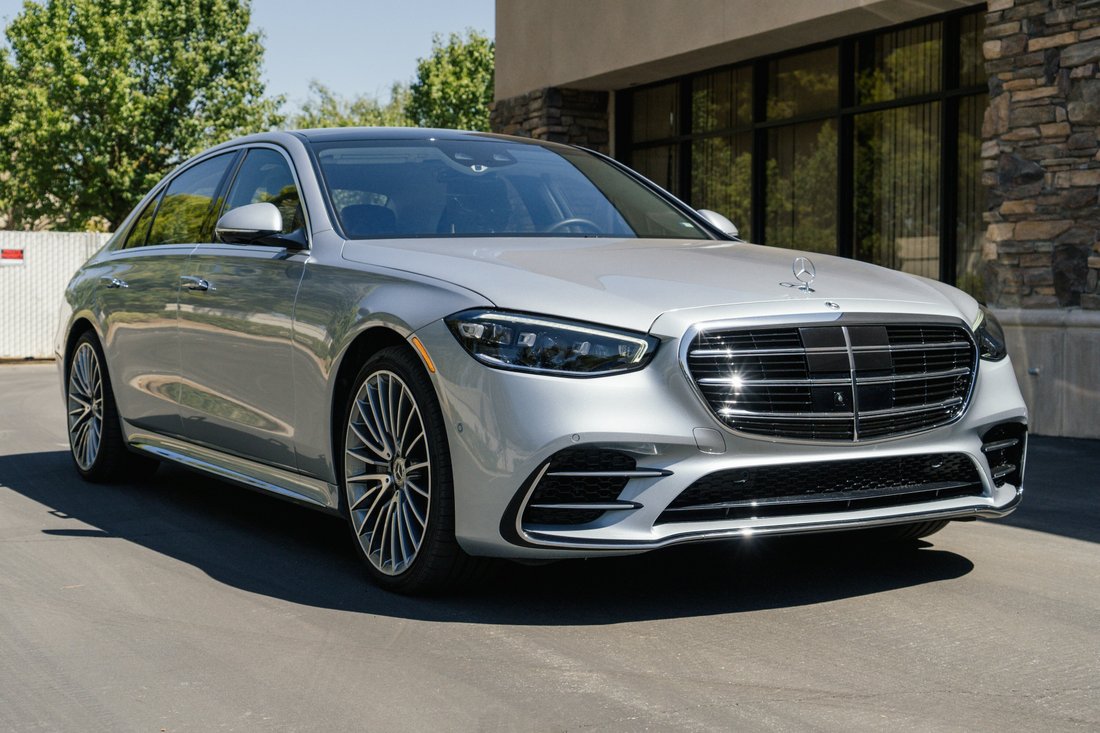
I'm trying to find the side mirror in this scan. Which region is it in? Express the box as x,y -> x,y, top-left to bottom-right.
215,202 -> 306,249
697,209 -> 740,239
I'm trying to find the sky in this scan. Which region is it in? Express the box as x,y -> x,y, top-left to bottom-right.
0,0 -> 495,110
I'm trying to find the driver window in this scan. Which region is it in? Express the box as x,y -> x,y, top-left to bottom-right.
222,148 -> 305,237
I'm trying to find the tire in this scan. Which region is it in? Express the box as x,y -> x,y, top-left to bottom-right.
339,346 -> 487,594
66,331 -> 159,483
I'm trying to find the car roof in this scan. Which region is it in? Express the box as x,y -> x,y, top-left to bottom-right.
202,128 -> 578,155
290,127 -> 524,143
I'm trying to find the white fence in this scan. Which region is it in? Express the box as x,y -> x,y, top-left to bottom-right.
0,231 -> 110,359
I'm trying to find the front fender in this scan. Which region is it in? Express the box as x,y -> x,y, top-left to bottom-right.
290,232 -> 492,485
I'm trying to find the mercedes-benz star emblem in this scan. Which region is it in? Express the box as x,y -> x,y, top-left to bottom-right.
780,256 -> 817,292
793,257 -> 816,290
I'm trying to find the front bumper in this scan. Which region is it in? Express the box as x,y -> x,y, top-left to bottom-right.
414,319 -> 1028,559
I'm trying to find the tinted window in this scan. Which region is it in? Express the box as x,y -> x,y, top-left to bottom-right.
123,191 -> 162,249
222,148 -> 304,236
312,139 -> 709,240
147,153 -> 235,245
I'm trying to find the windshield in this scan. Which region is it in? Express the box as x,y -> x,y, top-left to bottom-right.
310,138 -> 710,240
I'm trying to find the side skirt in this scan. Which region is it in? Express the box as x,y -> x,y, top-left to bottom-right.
123,423 -> 340,514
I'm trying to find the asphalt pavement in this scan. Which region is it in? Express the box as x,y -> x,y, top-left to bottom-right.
1,362 -> 1097,732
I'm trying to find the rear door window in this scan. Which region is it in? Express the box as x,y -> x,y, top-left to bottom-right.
122,191 -> 163,249
147,153 -> 237,245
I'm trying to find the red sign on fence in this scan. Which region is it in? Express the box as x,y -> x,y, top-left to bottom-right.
1,248 -> 25,265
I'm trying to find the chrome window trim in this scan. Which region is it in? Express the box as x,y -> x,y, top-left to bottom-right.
676,312 -> 981,446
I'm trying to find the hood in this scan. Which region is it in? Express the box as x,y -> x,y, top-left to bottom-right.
341,237 -> 979,336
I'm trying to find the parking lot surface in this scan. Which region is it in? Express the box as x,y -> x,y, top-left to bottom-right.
1,362 -> 1098,732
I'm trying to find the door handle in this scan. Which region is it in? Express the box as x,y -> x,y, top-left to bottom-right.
181,275 -> 214,292
100,276 -> 128,289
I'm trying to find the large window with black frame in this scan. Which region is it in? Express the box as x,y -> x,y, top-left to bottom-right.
618,6 -> 988,299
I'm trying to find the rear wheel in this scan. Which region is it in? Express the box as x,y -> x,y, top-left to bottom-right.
340,347 -> 486,594
66,332 -> 158,483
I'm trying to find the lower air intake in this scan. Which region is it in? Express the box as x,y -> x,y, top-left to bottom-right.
658,453 -> 983,524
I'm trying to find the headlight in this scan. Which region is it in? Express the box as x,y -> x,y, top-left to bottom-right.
445,309 -> 659,376
975,305 -> 1007,361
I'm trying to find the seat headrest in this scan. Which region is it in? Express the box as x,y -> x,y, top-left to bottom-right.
341,204 -> 397,236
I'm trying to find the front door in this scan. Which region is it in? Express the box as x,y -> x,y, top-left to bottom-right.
177,147 -> 309,472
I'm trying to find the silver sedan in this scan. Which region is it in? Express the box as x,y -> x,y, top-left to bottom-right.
57,128 -> 1028,593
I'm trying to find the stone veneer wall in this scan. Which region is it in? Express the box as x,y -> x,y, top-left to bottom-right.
489,88 -> 610,153
982,0 -> 1100,310
982,0 -> 1100,438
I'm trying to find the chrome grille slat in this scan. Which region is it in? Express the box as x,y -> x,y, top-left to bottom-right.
689,341 -> 971,358
685,321 -> 977,442
720,408 -> 855,418
859,397 -> 963,417
697,366 -> 969,387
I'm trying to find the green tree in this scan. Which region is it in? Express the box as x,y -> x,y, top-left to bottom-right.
0,0 -> 281,231
407,29 -> 494,131
291,80 -> 410,129
0,43 -> 20,228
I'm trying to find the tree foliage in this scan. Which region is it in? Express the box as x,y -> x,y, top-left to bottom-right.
0,0 -> 281,231
407,29 -> 494,132
290,80 -> 410,130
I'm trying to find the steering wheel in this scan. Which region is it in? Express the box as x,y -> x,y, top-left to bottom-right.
546,217 -> 601,234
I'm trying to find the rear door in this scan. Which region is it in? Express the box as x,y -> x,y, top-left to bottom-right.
98,152 -> 238,437
176,146 -> 309,471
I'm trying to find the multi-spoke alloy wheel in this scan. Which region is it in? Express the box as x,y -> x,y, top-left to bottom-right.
341,347 -> 486,594
68,341 -> 105,472
345,368 -> 432,576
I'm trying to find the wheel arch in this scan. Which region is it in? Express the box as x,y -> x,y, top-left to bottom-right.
62,317 -> 101,382
328,326 -> 423,478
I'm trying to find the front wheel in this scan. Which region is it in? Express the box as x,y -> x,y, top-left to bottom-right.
340,346 -> 486,594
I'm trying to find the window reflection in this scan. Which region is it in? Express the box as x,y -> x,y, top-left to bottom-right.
767,47 -> 838,120
693,66 -> 752,133
856,22 -> 942,105
631,145 -> 679,197
766,120 -> 837,254
147,153 -> 235,246
959,13 -> 986,88
692,134 -> 752,239
631,83 -> 678,143
854,103 -> 941,278
957,95 -> 986,299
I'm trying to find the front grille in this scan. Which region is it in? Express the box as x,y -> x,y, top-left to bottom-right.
686,321 -> 977,441
657,453 -> 983,524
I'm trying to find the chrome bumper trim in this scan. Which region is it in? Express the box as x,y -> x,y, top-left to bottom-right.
516,490 -> 1023,552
